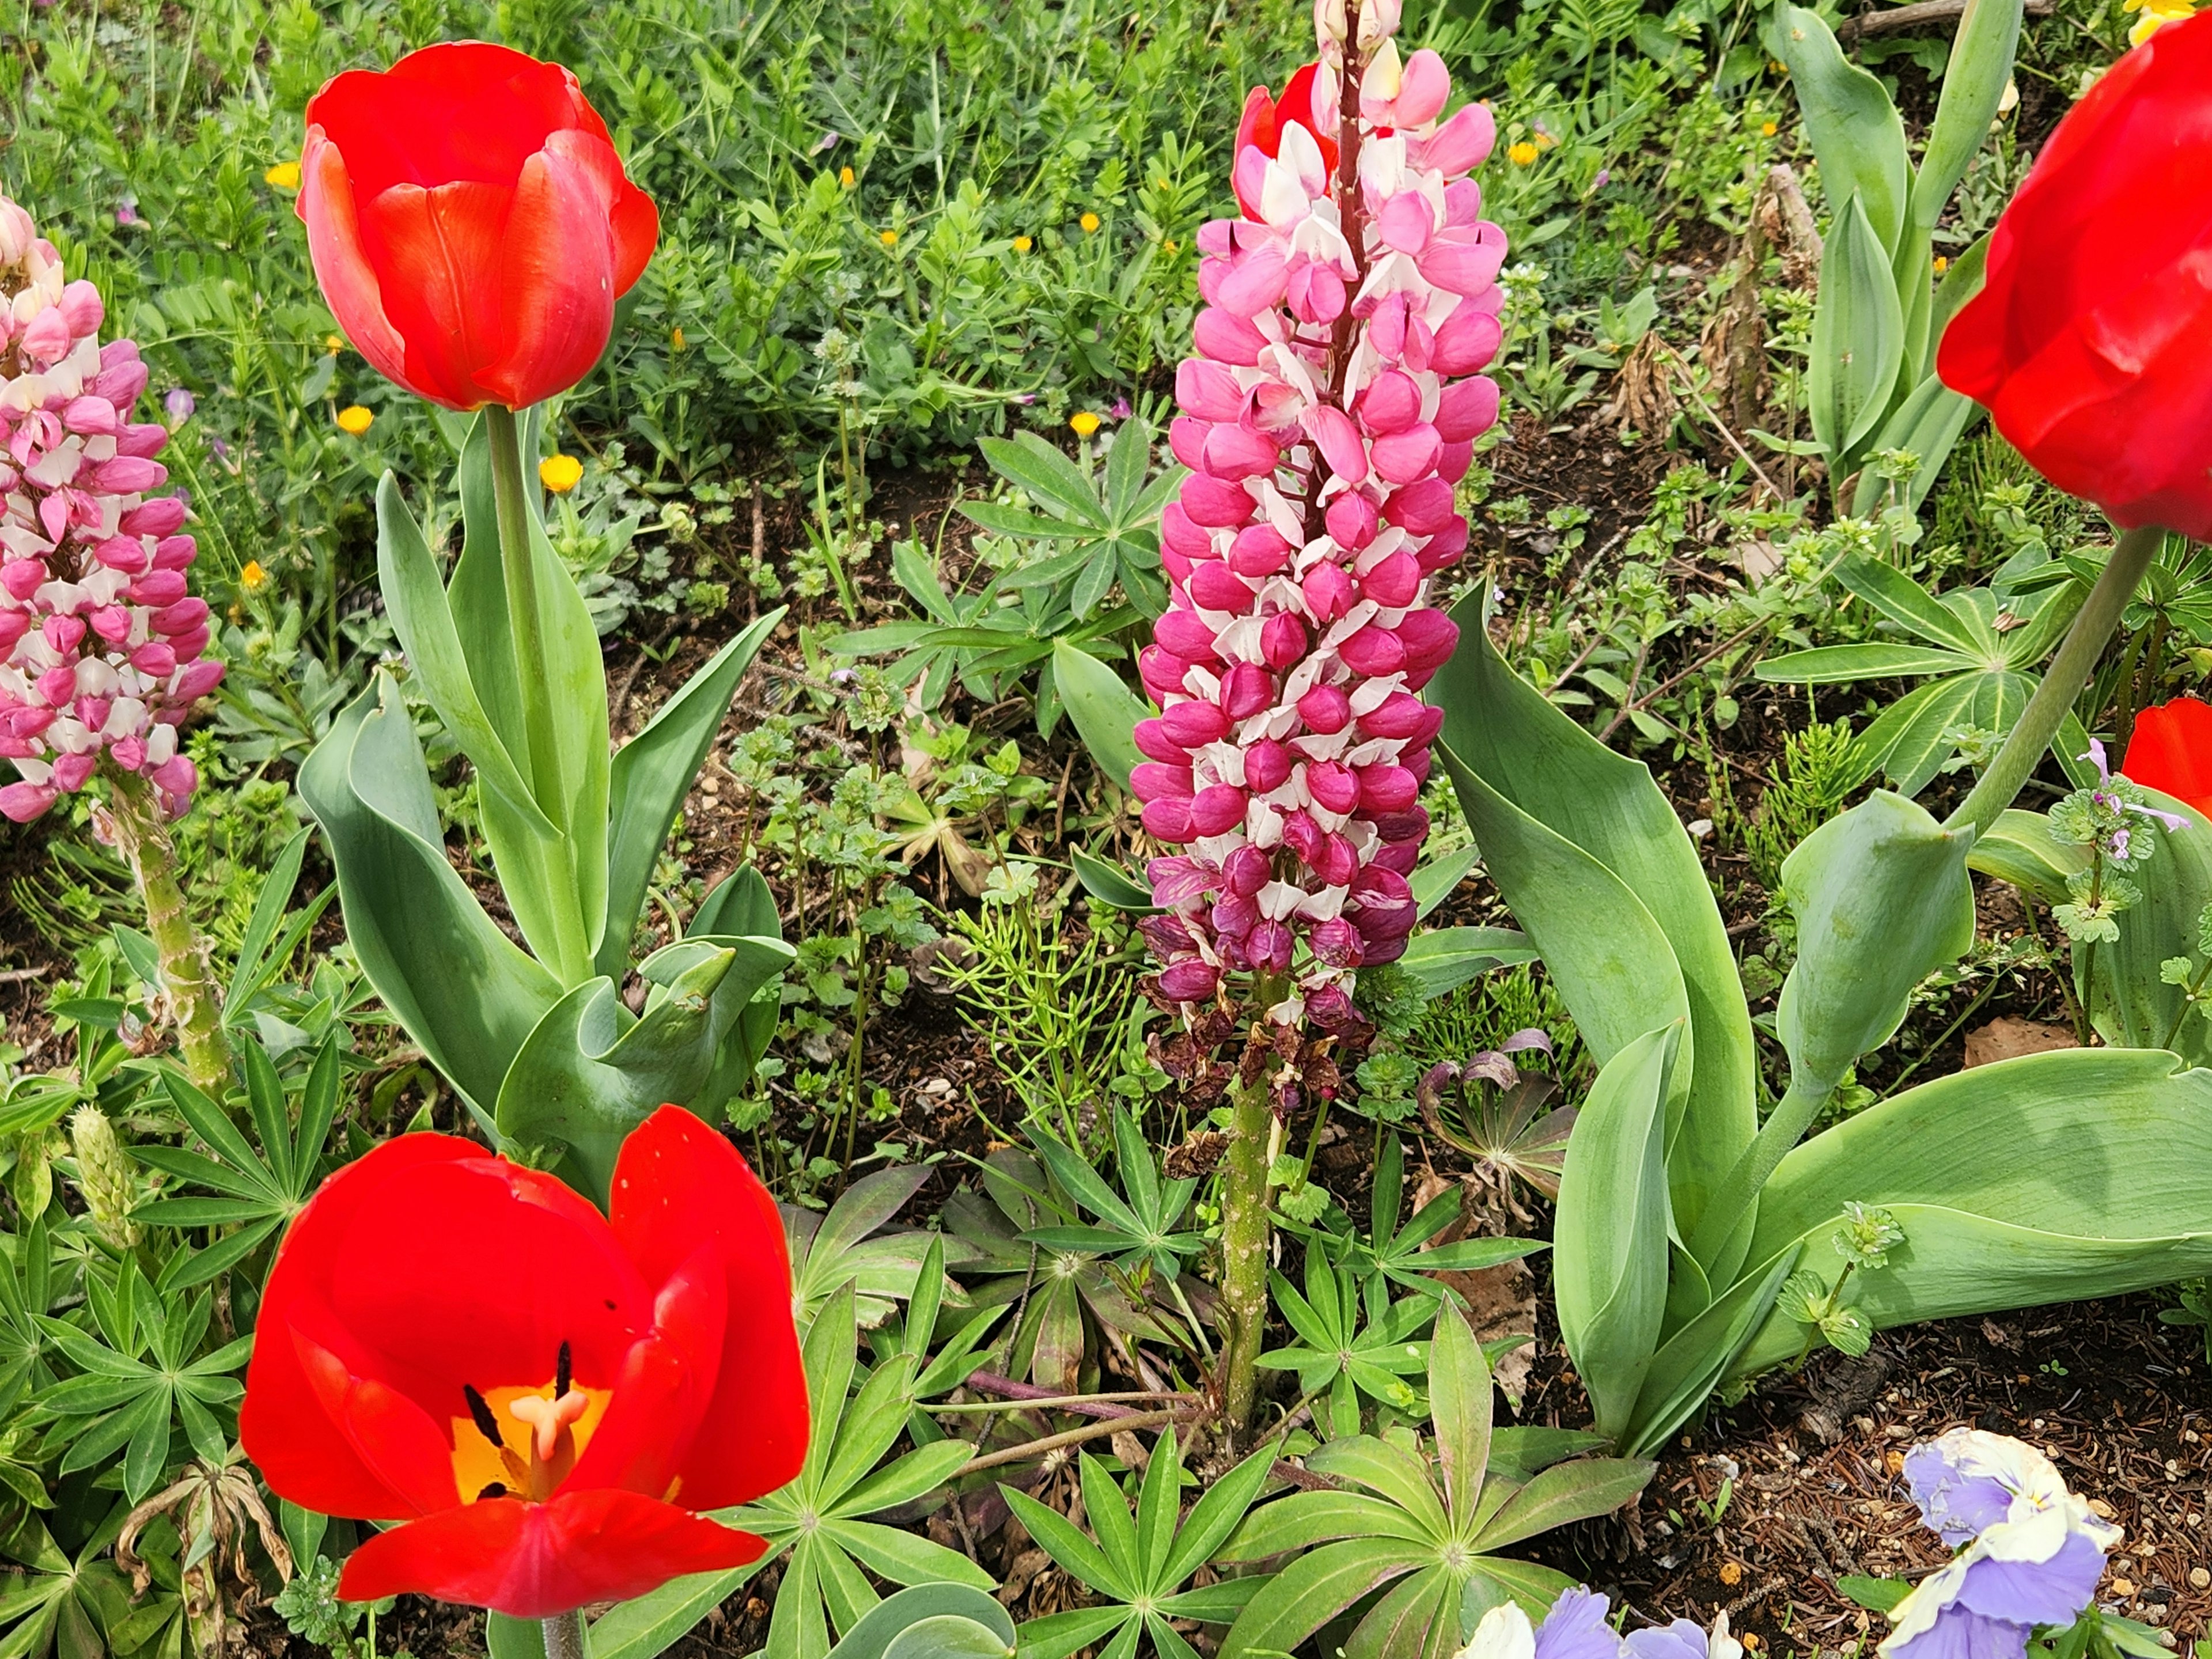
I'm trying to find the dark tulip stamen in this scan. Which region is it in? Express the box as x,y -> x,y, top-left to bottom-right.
477,1482 -> 507,1501
463,1383 -> 505,1448
556,1340 -> 572,1398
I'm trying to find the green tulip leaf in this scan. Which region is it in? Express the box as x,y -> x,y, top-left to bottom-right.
1767,5 -> 1910,251
1808,194 -> 1908,467
1912,0 -> 2025,232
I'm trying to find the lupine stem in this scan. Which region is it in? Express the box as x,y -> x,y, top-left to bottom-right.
1945,522 -> 2166,839
543,1611 -> 588,1659
1217,1025 -> 1280,1435
104,766 -> 229,1094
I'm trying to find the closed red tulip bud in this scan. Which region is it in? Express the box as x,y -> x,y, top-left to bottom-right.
2123,697 -> 2212,816
1190,783 -> 1249,836
299,44 -> 659,411
1938,13 -> 2212,537
240,1109 -> 804,1619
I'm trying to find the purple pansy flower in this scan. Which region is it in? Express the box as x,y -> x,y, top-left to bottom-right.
1459,1587 -> 1627,1659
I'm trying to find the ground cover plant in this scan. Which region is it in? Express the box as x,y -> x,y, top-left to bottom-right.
5,0 -> 2212,1657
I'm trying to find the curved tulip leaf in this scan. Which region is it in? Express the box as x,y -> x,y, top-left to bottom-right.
1776,791 -> 1976,1098
1620,1248 -> 1798,1458
1912,0 -> 2025,232
494,934 -> 796,1198
1398,927 -> 1540,998
690,868 -> 787,1085
599,608 -> 786,979
1734,1047 -> 2212,1374
1767,6 -> 1910,251
298,677 -> 560,1125
1809,195 -> 1908,465
372,470 -> 554,842
1552,1025 -> 1679,1445
1431,598 -> 1755,1234
1052,640 -> 1150,790
452,410 -> 611,983
1964,807 -> 2082,903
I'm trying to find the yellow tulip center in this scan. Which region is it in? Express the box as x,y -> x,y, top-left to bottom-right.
449,1343 -> 612,1505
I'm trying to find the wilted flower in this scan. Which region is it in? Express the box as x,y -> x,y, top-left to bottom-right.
0,192 -> 222,823
1880,1430 -> 2120,1659
115,198 -> 139,227
1109,397 -> 1133,421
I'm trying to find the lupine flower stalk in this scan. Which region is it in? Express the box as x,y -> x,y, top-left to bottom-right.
1134,0 -> 1502,1030
0,191 -> 230,1091
1135,0 -> 1503,1434
0,193 -> 221,825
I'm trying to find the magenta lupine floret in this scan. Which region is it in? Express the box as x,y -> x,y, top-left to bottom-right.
0,195 -> 222,824
1136,0 -> 1503,1020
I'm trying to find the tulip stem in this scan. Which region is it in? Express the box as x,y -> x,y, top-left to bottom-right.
543,1611 -> 588,1659
1945,522 -> 2166,839
104,766 -> 230,1095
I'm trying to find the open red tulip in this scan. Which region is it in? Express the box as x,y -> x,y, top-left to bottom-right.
1937,12 -> 2212,540
240,1107 -> 805,1619
2123,698 -> 2212,818
1233,63 -> 1341,218
297,41 -> 658,411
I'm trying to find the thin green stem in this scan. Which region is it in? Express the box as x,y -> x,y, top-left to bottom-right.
543,1611 -> 587,1659
1946,523 -> 2166,839
1686,1074 -> 1832,1271
104,767 -> 229,1094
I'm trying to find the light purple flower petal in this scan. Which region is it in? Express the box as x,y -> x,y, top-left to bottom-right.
1534,1587 -> 1624,1659
1955,1533 -> 2105,1627
1889,1607 -> 2032,1659
1904,1442 -> 2014,1546
1623,1621 -> 1707,1659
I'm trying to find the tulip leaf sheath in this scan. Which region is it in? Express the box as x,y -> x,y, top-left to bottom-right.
1430,612 -> 2212,1455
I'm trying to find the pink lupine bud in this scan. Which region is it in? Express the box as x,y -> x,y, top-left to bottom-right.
130,640 -> 177,677
92,456 -> 166,494
1358,764 -> 1419,813
1370,423 -> 1441,484
166,624 -> 210,660
1359,691 -> 1428,739
1316,831 -> 1359,885
1177,358 -> 1246,421
117,422 -> 169,459
1395,50 -> 1450,124
1372,840 -> 1422,876
1169,416 -> 1210,471
2,560 -> 43,601
76,696 -> 111,732
1218,247 -> 1291,317
1139,913 -> 1199,957
7,705 -> 52,737
51,751 -> 99,792
1287,263 -> 1346,323
119,495 -> 187,537
1307,982 -> 1362,1032
1181,473 -> 1257,528
173,660 -> 225,700
1304,405 -> 1368,481
129,569 -> 189,607
1282,809 -> 1326,865
1260,611 -> 1308,668
1306,760 -> 1360,815
1419,517 -> 1471,571
1142,798 -> 1196,841
109,734 -> 146,770
0,781 -> 56,822
1134,718 -> 1187,764
1229,524 -> 1294,577
1158,960 -> 1222,1001
1374,806 -> 1430,843
1194,307 -> 1268,365
1205,423 -> 1279,480
1431,301 -> 1504,375
1310,916 -> 1363,967
1161,700 -> 1230,747
41,613 -> 85,653
1162,502 -> 1213,558
1247,920 -> 1296,973
151,598 -> 209,635
93,536 -> 146,573
1353,863 -> 1415,908
1191,560 -> 1253,611
1132,762 -> 1196,803
1421,227 -> 1509,297
151,535 -> 198,570
1442,179 -> 1485,227
1298,683 -> 1353,733
1437,438 -> 1476,482
1225,842 -> 1272,896
1220,662 -> 1275,719
1245,737 -> 1295,794
0,612 -> 26,650
1303,561 -> 1355,622
1338,624 -> 1407,676
1421,102 -> 1497,175
57,279 -> 104,335
1154,607 -> 1220,661
1399,608 -> 1459,669
1360,369 -> 1423,435
35,665 -> 77,704
1326,492 -> 1379,548
1361,550 -> 1422,608
149,753 -> 196,795
1190,783 -> 1249,836
1435,376 -> 1501,440
19,308 -> 70,366
1385,476 -> 1457,533
1404,746 -> 1433,786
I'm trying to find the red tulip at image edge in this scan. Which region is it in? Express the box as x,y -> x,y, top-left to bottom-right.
239,1107 -> 808,1620
2123,697 -> 2212,817
297,41 -> 658,411
1937,10 -> 2212,542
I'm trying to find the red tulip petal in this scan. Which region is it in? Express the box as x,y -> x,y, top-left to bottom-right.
290,1327 -> 463,1516
356,179 -> 513,410
298,130 -> 415,403
243,1134 -> 483,1519
308,46 -> 579,198
478,132 -> 623,409
609,183 -> 660,300
336,1490 -> 767,1619
559,1247 -> 724,1502
2124,699 -> 2212,817
608,1108 -> 808,1511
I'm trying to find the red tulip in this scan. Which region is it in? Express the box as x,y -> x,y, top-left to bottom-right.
241,1107 -> 804,1619
1937,12 -> 2212,540
298,43 -> 658,412
2124,697 -> 2212,816
1232,63 -> 1342,218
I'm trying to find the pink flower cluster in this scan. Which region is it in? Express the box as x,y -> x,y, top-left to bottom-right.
1134,0 -> 1504,1025
0,195 -> 221,823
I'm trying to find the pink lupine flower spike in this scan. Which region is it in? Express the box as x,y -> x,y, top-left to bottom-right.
1135,0 -> 1503,1026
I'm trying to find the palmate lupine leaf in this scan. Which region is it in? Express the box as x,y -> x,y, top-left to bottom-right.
1003,1428 -> 1275,1659
786,1165 -> 979,1331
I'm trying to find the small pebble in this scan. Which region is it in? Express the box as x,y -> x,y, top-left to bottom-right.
2112,1578 -> 2136,1598
2090,1498 -> 2118,1519
1719,1562 -> 1744,1587
2188,1567 -> 2210,1590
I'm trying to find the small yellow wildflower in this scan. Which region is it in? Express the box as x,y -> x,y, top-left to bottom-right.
324,334 -> 345,354
1079,211 -> 1101,233
239,559 -> 268,593
540,454 -> 585,494
671,326 -> 686,351
839,165 -> 856,188
1070,411 -> 1101,438
1012,234 -> 1033,253
879,228 -> 899,247
1760,120 -> 1778,136
1933,255 -> 1950,274
264,160 -> 302,191
1164,238 -> 1180,253
1770,58 -> 1787,72
1508,140 -> 1539,166
336,405 -> 373,436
